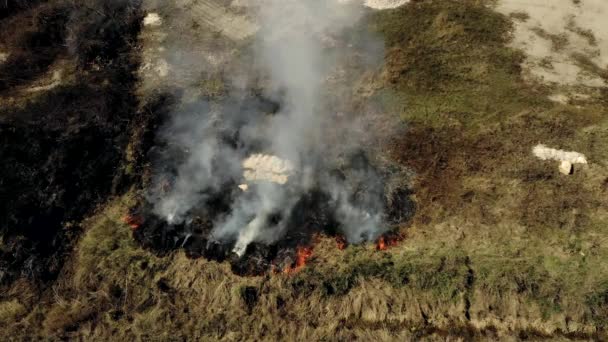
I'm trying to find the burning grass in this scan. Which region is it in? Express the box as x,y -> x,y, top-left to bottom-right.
375,232 -> 402,251
2,190 -> 607,340
128,162 -> 415,276
278,246 -> 314,274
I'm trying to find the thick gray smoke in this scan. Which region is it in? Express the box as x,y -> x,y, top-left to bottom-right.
150,0 -> 388,256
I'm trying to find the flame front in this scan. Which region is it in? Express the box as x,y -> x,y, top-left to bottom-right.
377,236 -> 387,250
335,236 -> 347,250
122,214 -> 142,230
281,246 -> 313,274
376,234 -> 401,251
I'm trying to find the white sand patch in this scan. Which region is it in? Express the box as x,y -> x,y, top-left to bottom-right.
138,9 -> 170,92
205,52 -> 229,67
242,154 -> 294,185
533,144 -> 587,164
548,92 -> 592,104
140,58 -> 170,78
143,12 -> 162,26
548,93 -> 569,104
154,59 -> 169,77
363,0 -> 409,9
496,0 -> 608,88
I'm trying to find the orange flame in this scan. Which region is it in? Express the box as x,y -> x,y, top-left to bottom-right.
281,246 -> 313,274
336,235 -> 347,250
122,214 -> 142,230
376,234 -> 401,251
377,236 -> 387,250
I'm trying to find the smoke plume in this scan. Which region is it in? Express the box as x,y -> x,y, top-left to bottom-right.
148,0 -> 389,257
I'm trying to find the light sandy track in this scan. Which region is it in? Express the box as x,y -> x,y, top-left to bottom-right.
187,0 -> 258,41
495,0 -> 608,92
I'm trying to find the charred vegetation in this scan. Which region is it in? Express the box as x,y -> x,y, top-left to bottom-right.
130,142 -> 415,276
0,0 -> 142,286
0,3 -> 69,92
0,0 -> 47,20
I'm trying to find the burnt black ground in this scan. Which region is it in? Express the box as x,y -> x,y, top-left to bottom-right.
132,155 -> 415,276
0,0 -> 142,286
0,0 -> 415,285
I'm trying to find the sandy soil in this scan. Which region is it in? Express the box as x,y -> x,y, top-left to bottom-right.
496,0 -> 608,91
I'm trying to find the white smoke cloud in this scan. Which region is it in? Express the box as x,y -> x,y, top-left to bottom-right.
149,0 -> 390,256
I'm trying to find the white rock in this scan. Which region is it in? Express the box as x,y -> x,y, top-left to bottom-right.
242,154 -> 294,185
548,93 -> 569,104
363,0 -> 409,9
559,160 -> 573,175
533,144 -> 587,164
143,13 -> 162,27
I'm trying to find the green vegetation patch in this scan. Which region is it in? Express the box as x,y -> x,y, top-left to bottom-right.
368,0 -> 549,129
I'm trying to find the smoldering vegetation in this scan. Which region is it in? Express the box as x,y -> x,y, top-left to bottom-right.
131,0 -> 415,275
133,149 -> 414,276
0,0 -> 142,285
